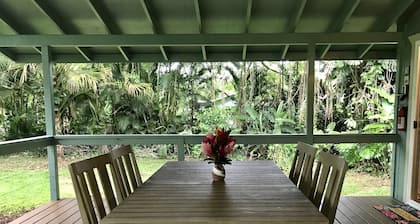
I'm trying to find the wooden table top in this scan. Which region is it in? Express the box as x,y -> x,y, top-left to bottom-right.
101,161 -> 329,224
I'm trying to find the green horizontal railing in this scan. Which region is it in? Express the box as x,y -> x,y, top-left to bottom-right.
0,135 -> 54,156
54,133 -> 399,145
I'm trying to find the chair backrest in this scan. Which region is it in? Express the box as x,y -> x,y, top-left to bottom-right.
289,142 -> 317,196
309,150 -> 348,224
110,145 -> 142,199
69,153 -> 122,224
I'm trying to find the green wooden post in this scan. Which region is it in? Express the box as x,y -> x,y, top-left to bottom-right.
392,35 -> 409,201
177,140 -> 185,161
306,43 -> 315,144
42,45 -> 59,201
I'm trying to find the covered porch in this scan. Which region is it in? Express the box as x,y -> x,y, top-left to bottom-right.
1,0 -> 420,223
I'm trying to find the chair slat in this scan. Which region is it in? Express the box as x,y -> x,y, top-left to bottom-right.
98,165 -> 118,210
130,153 -> 142,186
116,157 -> 130,198
86,170 -> 106,218
289,142 -> 317,197
313,165 -> 331,207
123,155 -> 137,192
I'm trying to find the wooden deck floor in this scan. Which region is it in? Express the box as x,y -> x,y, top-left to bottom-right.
7,196 -> 402,224
334,196 -> 402,224
7,198 -> 82,224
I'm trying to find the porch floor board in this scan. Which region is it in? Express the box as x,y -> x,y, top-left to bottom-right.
7,196 -> 401,224
8,198 -> 82,224
334,196 -> 403,224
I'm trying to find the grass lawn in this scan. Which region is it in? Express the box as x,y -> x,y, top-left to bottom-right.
0,154 -> 390,217
0,154 -> 170,216
341,171 -> 390,196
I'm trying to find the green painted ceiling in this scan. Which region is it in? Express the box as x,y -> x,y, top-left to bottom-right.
0,0 -> 417,62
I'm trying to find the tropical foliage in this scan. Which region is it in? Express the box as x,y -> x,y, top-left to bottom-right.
0,56 -> 396,174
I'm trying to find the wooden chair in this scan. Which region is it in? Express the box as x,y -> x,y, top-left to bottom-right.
110,145 -> 142,199
289,142 -> 317,196
69,153 -> 122,224
308,150 -> 348,224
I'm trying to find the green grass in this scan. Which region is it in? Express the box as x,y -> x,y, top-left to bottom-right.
0,155 -> 169,215
341,171 -> 390,196
0,170 -> 50,214
0,154 -> 390,216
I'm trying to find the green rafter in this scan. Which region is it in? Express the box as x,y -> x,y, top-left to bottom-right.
320,0 -> 360,59
86,0 -> 130,61
32,0 -> 93,62
283,0 -> 307,59
358,0 -> 414,59
139,0 -> 168,61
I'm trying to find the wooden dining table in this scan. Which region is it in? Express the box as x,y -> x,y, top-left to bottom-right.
101,160 -> 329,224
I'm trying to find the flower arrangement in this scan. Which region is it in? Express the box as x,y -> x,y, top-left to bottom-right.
202,128 -> 236,165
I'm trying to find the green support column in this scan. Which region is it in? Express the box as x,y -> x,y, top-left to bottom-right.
42,45 -> 59,201
392,36 -> 409,201
177,140 -> 185,161
306,43 -> 315,144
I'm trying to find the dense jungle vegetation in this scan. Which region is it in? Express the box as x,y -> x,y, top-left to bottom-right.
0,57 -> 396,174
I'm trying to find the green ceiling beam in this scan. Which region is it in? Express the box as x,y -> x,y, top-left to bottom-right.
139,0 -> 168,63
33,47 -> 42,54
87,0 -> 121,34
0,33 -> 401,47
281,45 -> 289,60
193,0 -> 202,33
242,45 -> 247,60
0,4 -> 36,34
194,0 -> 206,61
0,48 -> 16,61
286,0 -> 307,33
0,3 -> 38,59
398,0 -> 420,25
370,0 -> 415,31
33,0 -> 93,62
201,46 -> 207,61
13,50 -> 397,63
139,0 -> 159,33
358,44 -> 374,59
320,0 -> 360,59
358,0 -> 414,58
328,0 -> 361,32
283,0 -> 308,58
118,46 -> 130,61
159,46 -> 168,61
33,0 -> 77,33
242,0 -> 253,61
76,47 -> 92,62
87,0 -> 130,61
245,0 -> 253,33
319,45 -> 332,59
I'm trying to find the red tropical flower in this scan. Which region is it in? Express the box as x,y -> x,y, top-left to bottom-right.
202,128 -> 236,164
